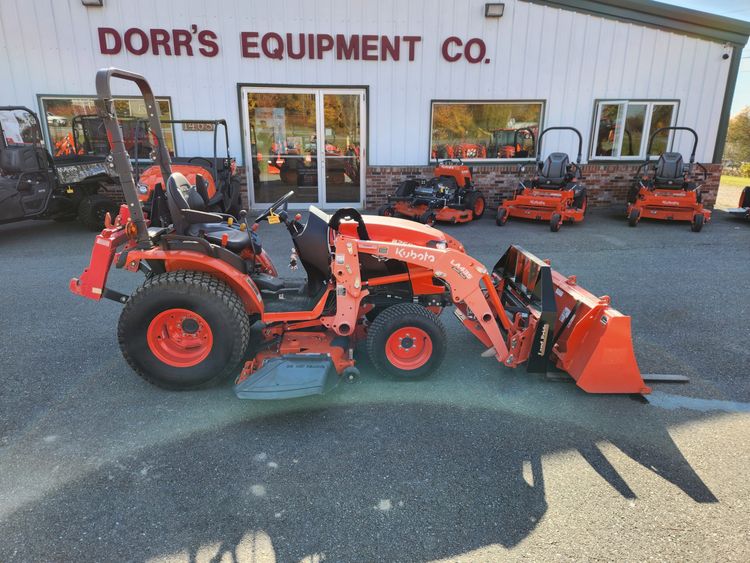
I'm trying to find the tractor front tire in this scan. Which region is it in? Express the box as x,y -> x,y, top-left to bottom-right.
466,191 -> 486,219
496,207 -> 508,226
691,213 -> 704,232
628,207 -> 640,227
550,213 -> 562,232
118,271 -> 251,390
78,193 -> 120,231
366,303 -> 447,380
420,211 -> 436,226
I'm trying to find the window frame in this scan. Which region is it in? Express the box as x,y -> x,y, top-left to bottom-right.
36,94 -> 176,155
428,99 -> 546,164
589,99 -> 680,161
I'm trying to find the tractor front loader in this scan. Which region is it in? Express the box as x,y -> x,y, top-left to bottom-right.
71,68 -> 655,400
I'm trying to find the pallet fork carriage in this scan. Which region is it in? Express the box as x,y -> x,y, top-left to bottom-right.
72,68 -> 657,400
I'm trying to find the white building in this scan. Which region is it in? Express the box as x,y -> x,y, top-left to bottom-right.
1,0 -> 748,209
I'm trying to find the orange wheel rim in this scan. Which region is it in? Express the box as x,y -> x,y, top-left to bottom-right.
474,198 -> 485,215
385,327 -> 432,371
146,308 -> 213,368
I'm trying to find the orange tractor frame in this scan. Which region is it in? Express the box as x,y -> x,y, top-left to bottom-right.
497,127 -> 587,232
71,68 -> 672,401
626,126 -> 711,232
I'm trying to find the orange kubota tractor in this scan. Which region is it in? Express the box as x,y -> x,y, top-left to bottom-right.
626,127 -> 711,232
497,127 -> 587,232
71,68 -> 658,400
377,158 -> 486,225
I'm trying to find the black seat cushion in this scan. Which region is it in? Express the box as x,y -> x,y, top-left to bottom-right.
186,222 -> 252,253
654,152 -> 685,187
538,153 -> 570,187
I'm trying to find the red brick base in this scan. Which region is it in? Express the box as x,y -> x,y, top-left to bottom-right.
235,162 -> 721,211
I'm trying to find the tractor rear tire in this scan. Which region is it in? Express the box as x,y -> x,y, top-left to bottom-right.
628,207 -> 640,227
367,303 -> 447,380
496,208 -> 508,226
466,191 -> 486,219
78,193 -> 120,231
118,271 -> 250,390
691,213 -> 704,232
550,213 -> 562,232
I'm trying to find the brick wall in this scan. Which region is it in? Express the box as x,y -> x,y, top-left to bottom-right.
235,162 -> 721,211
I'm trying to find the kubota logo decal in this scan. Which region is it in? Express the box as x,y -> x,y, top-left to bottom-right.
395,247 -> 436,263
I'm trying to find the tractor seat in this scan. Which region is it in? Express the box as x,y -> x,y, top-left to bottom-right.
166,172 -> 251,253
653,152 -> 686,187
537,153 -> 570,187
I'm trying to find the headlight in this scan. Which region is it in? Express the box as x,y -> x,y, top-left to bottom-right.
137,183 -> 149,195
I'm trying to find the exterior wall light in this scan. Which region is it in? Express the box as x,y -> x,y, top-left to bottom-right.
81,0 -> 103,6
485,3 -> 505,17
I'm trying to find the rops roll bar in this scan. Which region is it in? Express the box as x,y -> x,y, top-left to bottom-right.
95,67 -> 172,247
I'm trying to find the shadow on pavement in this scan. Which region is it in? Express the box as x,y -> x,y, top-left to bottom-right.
0,401 -> 716,562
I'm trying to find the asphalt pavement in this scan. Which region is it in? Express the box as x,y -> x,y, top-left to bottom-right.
0,207 -> 748,562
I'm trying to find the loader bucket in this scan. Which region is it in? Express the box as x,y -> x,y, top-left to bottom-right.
493,246 -> 651,394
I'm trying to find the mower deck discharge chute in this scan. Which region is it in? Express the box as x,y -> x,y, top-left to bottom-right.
626,126 -> 711,231
497,127 -> 587,232
377,158 -> 486,225
71,68 -> 651,400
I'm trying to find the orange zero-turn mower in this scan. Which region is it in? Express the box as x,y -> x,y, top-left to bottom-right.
497,126 -> 587,232
377,158 -> 486,225
626,126 -> 711,232
71,68 -> 671,400
726,186 -> 750,221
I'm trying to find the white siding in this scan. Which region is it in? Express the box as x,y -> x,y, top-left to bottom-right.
0,0 -> 733,164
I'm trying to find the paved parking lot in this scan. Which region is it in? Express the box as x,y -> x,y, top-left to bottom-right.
1,208 -> 749,562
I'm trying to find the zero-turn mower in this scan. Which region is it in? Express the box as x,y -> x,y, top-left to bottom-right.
626,127 -> 711,232
725,186 -> 750,221
71,68 -> 656,400
377,158 -> 486,225
496,127 -> 586,232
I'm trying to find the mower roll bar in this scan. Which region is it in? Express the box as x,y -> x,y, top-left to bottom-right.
646,126 -> 698,163
537,126 -> 583,164
95,67 -> 172,248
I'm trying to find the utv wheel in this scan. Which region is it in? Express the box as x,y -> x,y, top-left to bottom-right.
78,194 -> 120,231
377,204 -> 394,217
366,303 -> 447,380
496,207 -> 508,226
627,207 -> 640,227
550,213 -> 562,232
466,191 -> 486,219
118,271 -> 251,390
691,213 -> 704,232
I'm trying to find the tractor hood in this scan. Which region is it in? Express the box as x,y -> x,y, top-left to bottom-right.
337,212 -> 465,252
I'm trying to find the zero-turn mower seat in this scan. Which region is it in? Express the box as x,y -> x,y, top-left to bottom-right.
654,152 -> 686,188
165,172 -> 251,253
538,153 -> 570,188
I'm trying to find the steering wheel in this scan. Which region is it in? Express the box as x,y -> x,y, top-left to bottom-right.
188,157 -> 214,169
255,190 -> 295,223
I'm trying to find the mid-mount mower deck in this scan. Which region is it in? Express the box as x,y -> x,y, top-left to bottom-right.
377,158 -> 486,225
71,68 -> 663,401
626,126 -> 711,232
497,127 -> 587,232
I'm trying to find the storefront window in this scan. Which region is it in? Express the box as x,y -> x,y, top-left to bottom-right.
430,101 -> 543,161
591,100 -> 677,159
39,96 -> 175,157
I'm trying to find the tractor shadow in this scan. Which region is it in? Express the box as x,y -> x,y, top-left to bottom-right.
0,399 -> 717,562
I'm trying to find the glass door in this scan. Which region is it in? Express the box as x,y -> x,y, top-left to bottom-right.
242,87 -> 365,209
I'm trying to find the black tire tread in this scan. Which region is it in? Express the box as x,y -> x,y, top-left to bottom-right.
118,270 -> 250,390
77,193 -> 119,231
366,303 -> 447,380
